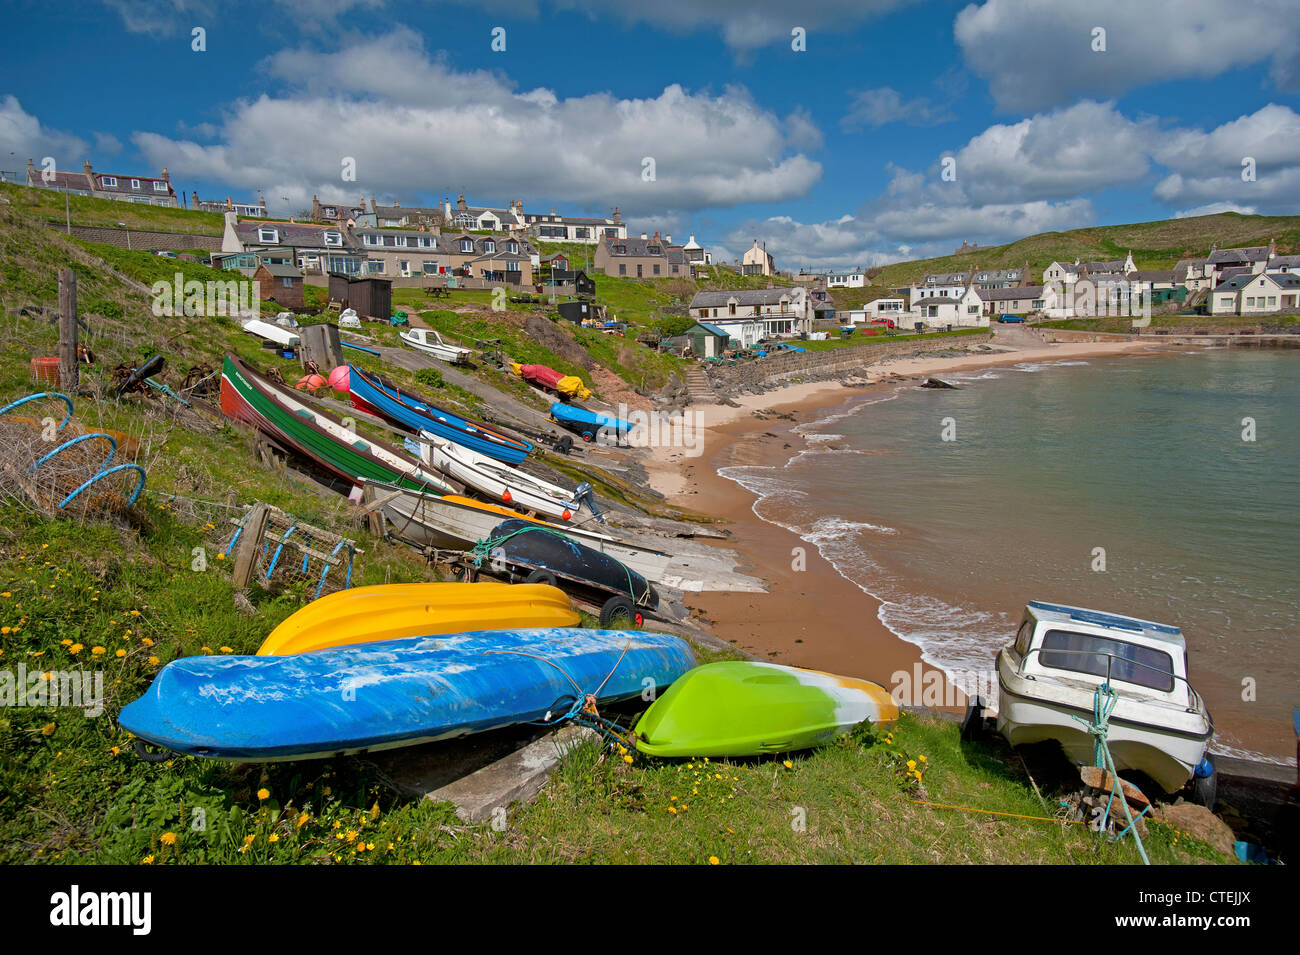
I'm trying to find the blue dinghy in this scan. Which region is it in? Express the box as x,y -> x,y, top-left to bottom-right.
119,628 -> 692,761
549,402 -> 633,443
348,364 -> 532,464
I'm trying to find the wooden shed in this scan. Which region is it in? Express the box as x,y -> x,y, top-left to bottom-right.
328,272 -> 392,320
254,262 -> 305,310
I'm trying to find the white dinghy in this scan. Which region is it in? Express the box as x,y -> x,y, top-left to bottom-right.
417,432 -> 588,522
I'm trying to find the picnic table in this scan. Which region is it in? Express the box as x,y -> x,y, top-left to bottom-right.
424,286 -> 450,300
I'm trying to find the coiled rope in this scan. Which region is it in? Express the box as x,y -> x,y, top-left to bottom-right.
1071,683 -> 1150,864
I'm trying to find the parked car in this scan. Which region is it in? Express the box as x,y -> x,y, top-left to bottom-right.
868,318 -> 896,328
997,313 -> 1026,323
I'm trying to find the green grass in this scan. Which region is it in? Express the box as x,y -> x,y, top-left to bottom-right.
869,211 -> 1300,291
0,181 -> 224,235
798,327 -> 989,352
1040,313 -> 1300,333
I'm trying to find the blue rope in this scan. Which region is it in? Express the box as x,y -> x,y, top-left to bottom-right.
1072,683 -> 1150,864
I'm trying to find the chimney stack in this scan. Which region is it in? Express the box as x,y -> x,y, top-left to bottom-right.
83,159 -> 92,175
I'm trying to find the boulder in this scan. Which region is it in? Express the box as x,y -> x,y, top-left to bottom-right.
1155,802 -> 1236,857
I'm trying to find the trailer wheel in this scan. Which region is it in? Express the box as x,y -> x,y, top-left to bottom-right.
580,430 -> 595,443
600,595 -> 643,629
524,570 -> 558,587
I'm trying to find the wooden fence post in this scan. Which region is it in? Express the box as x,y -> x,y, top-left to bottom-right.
231,503 -> 270,589
58,269 -> 78,390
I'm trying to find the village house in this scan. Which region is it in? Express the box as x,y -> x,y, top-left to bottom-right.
841,297 -> 906,323
354,226 -> 448,278
910,285 -> 986,329
681,235 -> 709,266
911,269 -> 973,303
972,265 -> 1029,289
593,233 -> 674,278
193,193 -> 267,217
222,213 -> 365,275
253,262 -> 305,309
1206,241 -> 1273,282
825,268 -> 868,289
440,232 -> 534,284
686,287 -> 812,339
311,196 -> 369,227
1173,257 -> 1214,291
1208,271 -> 1300,316
441,195 -> 526,232
25,159 -> 179,206
741,239 -> 777,277
979,285 -> 1046,316
526,207 -> 627,244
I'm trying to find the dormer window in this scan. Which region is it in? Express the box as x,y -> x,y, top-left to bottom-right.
323,231 -> 342,246
258,227 -> 279,244
614,245 -> 626,255
130,179 -> 141,190
101,176 -> 117,187
507,241 -> 518,254
648,246 -> 661,255
460,239 -> 472,253
153,181 -> 167,192
483,240 -> 495,253
363,233 -> 378,246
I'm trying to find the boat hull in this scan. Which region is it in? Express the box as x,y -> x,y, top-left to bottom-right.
363,480 -> 672,581
549,402 -> 630,441
485,519 -> 657,609
997,649 -> 1210,793
400,329 -> 470,364
219,355 -> 452,494
120,628 -> 695,761
635,661 -> 900,757
424,435 -> 580,521
348,365 -> 531,464
256,582 -> 579,655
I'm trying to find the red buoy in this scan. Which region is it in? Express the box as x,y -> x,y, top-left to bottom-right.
502,490 -> 512,503
561,509 -> 572,521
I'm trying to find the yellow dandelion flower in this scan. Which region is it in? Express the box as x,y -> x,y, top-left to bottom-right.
268,834 -> 279,843
68,643 -> 83,654
257,788 -> 270,801
782,760 -> 793,769
115,649 -> 126,658
219,646 -> 233,654
622,754 -> 633,764
708,856 -> 719,865
129,610 -> 141,616
142,855 -> 155,864
918,755 -> 927,763
148,656 -> 159,666
40,722 -> 55,736
60,639 -> 71,646
142,637 -> 154,647
906,760 -> 916,771
91,646 -> 105,656
668,806 -> 678,815
160,832 -> 177,846
296,813 -> 309,829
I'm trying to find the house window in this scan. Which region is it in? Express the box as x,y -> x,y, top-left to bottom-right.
281,277 -> 293,288
506,260 -> 519,272
653,264 -> 660,275
130,179 -> 141,189
483,240 -> 495,253
614,245 -> 626,255
258,228 -> 278,243
102,176 -> 117,187
574,228 -> 588,239
618,264 -> 626,276
363,234 -> 378,246
153,181 -> 167,192
367,259 -> 384,273
323,232 -> 342,246
460,240 -> 472,253
507,241 -> 518,254
729,303 -> 736,316
423,262 -> 438,274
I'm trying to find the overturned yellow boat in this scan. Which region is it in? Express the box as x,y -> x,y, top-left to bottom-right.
257,582 -> 580,655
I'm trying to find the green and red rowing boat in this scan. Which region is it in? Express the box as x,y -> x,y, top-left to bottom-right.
220,354 -> 454,495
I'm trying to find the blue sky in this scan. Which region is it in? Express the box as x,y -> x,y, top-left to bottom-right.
3,0 -> 1299,268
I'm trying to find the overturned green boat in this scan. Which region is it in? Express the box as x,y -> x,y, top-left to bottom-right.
633,661 -> 900,757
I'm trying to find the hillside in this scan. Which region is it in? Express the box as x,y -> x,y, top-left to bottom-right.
869,212 -> 1300,289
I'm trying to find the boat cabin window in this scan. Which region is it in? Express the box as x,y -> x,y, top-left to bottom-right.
1038,629 -> 1175,692
1014,620 -> 1034,656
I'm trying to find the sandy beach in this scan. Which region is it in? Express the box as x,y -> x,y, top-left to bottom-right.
640,337 -> 1166,708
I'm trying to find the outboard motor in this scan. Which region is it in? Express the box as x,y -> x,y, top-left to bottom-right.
573,482 -> 605,524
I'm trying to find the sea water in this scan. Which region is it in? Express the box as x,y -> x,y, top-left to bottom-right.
720,349 -> 1299,762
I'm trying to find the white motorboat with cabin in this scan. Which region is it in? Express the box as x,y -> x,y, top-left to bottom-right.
996,601 -> 1215,798
400,328 -> 472,364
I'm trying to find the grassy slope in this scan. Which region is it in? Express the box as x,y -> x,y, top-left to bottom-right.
0,181 -> 225,235
870,212 -> 1300,289
0,204 -> 1229,865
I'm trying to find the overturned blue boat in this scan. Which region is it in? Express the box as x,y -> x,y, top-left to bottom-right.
549,402 -> 633,443
348,364 -> 532,464
119,628 -> 694,762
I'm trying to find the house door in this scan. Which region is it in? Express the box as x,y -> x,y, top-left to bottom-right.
636,264 -> 643,277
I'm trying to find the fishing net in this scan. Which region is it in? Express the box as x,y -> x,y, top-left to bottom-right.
0,392 -> 146,522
